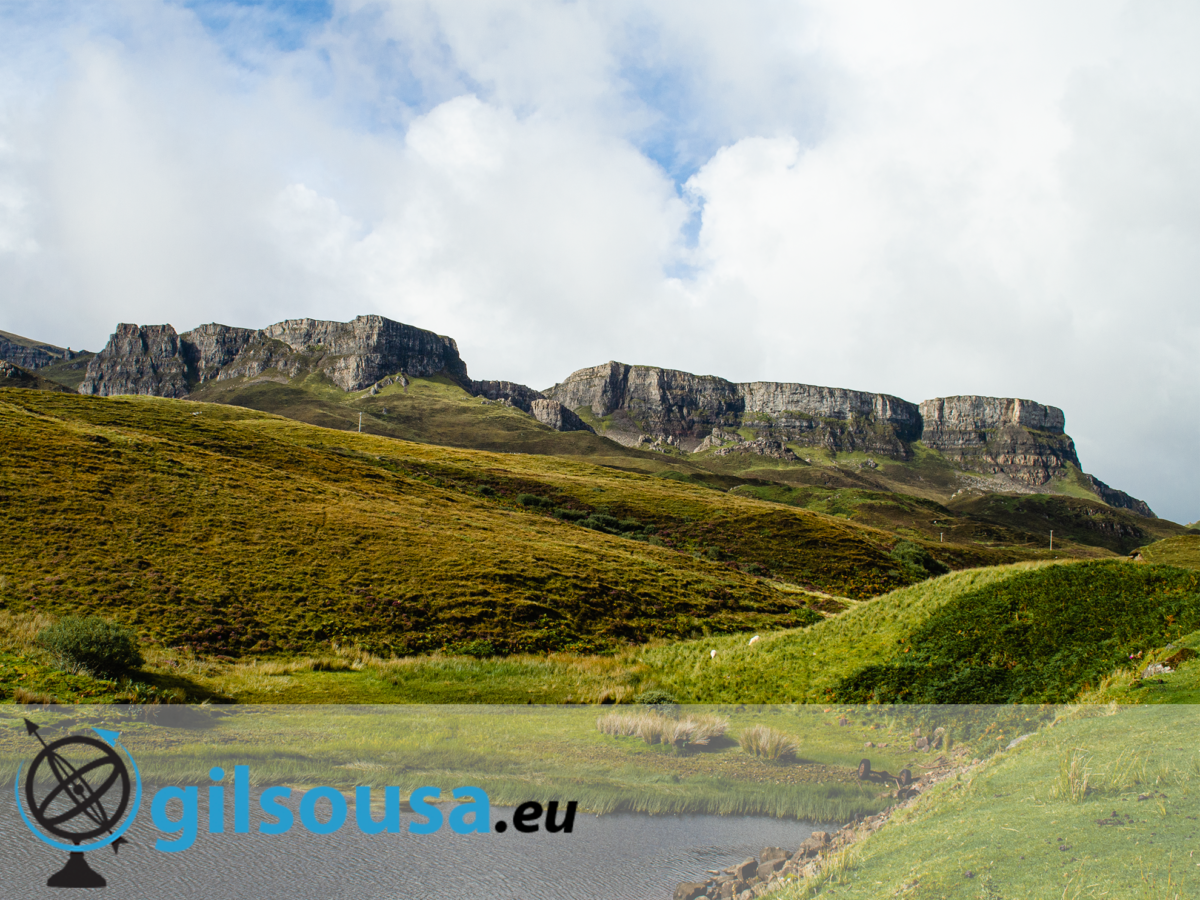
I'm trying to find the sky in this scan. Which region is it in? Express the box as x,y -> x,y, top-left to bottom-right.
0,0 -> 1196,523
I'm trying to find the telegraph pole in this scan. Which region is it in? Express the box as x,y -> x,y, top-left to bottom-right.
1050,530 -> 1054,551
358,413 -> 362,433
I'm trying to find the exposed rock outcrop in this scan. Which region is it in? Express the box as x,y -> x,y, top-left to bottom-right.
1,330 -> 80,369
529,399 -> 595,434
79,324 -> 191,398
1082,473 -> 1156,518
918,396 -> 1080,486
0,360 -> 71,392
470,380 -> 545,414
79,316 -> 471,397
543,362 -> 919,457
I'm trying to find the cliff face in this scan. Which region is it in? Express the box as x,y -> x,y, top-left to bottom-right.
79,324 -> 191,398
80,315 -> 471,397
918,396 -> 1079,486
543,362 -> 920,456
0,330 -> 79,369
470,380 -> 545,414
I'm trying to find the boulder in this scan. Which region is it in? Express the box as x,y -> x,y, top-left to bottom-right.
673,882 -> 707,900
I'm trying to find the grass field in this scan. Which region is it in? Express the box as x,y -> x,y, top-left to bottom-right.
776,704 -> 1200,899
0,389 -> 927,666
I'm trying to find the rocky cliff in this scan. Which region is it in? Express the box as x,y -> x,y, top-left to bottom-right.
542,361 -> 921,457
0,330 -> 80,369
470,380 -> 545,414
918,396 -> 1080,487
80,315 -> 471,397
1082,473 -> 1157,519
543,361 -> 1151,512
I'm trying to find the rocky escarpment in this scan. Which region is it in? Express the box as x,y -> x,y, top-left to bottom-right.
918,396 -> 1080,487
79,324 -> 192,398
470,380 -> 544,414
0,330 -> 81,369
1082,473 -> 1156,519
529,398 -> 594,433
543,362 -> 919,457
80,316 -> 471,397
0,360 -> 71,392
77,317 -> 591,435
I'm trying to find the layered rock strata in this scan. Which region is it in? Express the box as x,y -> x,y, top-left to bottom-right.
918,396 -> 1080,487
80,316 -> 471,397
543,362 -> 919,456
470,380 -> 544,414
0,330 -> 80,369
1082,473 -> 1156,519
529,398 -> 595,434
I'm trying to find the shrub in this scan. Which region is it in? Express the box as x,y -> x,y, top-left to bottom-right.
36,616 -> 144,678
634,688 -> 679,706
552,508 -> 588,522
890,541 -> 949,579
738,724 -> 798,762
516,494 -> 552,509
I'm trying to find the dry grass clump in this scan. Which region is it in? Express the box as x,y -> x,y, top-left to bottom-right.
597,711 -> 727,750
738,724 -> 798,761
0,610 -> 55,654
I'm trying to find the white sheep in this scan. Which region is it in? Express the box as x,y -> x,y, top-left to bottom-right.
748,635 -> 761,647
710,649 -> 718,659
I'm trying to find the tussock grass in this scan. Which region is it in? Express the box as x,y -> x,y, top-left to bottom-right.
596,710 -> 728,749
737,724 -> 798,761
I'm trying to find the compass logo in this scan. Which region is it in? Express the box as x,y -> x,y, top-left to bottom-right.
15,718 -> 142,888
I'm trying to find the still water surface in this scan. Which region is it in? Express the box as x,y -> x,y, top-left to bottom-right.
2,798 -> 828,900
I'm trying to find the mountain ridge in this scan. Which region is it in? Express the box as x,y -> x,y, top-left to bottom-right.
5,314 -> 1157,517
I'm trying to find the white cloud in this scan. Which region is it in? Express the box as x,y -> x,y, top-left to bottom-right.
0,0 -> 1196,521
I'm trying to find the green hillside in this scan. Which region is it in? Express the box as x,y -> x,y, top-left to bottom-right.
634,559 -> 1200,703
1133,533 -> 1200,569
0,389 -> 928,663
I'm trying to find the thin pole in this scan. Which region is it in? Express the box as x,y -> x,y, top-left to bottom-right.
939,533 -> 943,543
358,413 -> 362,433
1050,530 -> 1053,551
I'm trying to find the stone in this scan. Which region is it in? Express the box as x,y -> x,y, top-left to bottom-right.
760,847 -> 789,863
673,882 -> 707,900
757,859 -> 785,880
731,859 -> 757,881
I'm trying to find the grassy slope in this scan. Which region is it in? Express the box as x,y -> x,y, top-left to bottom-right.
776,706 -> 1200,899
0,364 -> 72,393
0,389 -> 921,663
1135,533 -> 1200,568
633,560 -> 1200,704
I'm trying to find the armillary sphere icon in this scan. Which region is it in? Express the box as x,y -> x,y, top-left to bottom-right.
15,719 -> 142,889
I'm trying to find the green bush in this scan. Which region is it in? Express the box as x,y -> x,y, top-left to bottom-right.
36,616 -> 144,678
633,688 -> 679,706
516,493 -> 552,509
890,541 -> 949,579
552,508 -> 587,522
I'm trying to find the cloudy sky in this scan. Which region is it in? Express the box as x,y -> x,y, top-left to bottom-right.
1,1 -> 1196,522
